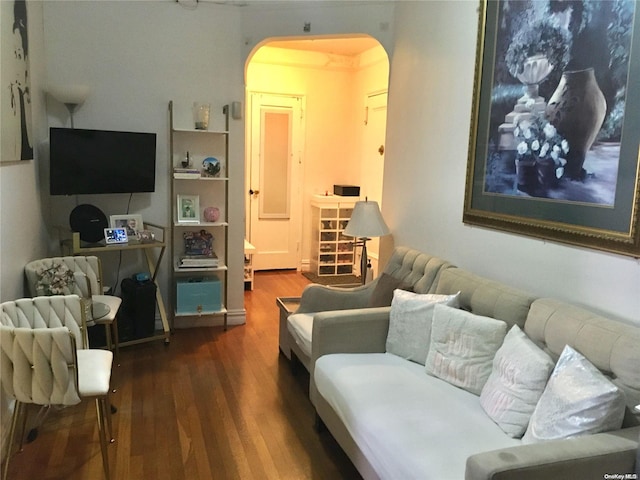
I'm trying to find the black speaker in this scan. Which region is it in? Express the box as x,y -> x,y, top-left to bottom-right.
69,204 -> 108,243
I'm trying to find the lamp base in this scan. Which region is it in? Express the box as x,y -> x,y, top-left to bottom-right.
359,238 -> 369,285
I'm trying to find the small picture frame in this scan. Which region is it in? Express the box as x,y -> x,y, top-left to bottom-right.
177,194 -> 200,223
109,214 -> 144,240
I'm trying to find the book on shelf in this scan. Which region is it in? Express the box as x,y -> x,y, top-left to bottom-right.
183,230 -> 213,256
173,167 -> 201,179
178,253 -> 219,268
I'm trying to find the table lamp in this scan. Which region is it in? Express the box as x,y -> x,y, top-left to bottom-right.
343,198 -> 390,284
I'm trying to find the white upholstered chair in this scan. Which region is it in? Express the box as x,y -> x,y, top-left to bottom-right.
24,256 -> 121,361
0,295 -> 114,480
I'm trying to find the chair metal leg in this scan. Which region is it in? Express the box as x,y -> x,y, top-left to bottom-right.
25,404 -> 52,443
104,323 -> 113,353
95,398 -> 111,480
17,402 -> 29,451
102,393 -> 114,444
112,318 -> 120,366
3,401 -> 24,480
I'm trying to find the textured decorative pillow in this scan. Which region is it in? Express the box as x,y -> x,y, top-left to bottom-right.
368,273 -> 405,307
480,325 -> 555,438
385,289 -> 460,365
522,345 -> 626,443
425,304 -> 507,395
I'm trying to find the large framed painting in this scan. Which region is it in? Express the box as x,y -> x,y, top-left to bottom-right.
1,0 -> 34,163
464,0 -> 640,257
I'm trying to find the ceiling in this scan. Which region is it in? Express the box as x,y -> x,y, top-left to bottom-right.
266,37 -> 381,56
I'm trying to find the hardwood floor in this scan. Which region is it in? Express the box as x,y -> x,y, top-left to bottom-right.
6,271 -> 361,480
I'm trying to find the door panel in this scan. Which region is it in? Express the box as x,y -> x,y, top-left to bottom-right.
249,93 -> 304,270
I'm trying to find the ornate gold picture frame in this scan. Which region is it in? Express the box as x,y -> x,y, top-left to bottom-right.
464,0 -> 640,257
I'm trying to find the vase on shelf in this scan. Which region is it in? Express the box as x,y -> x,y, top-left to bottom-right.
193,102 -> 210,130
545,68 -> 606,180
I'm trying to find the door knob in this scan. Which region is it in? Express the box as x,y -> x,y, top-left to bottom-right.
378,145 -> 385,155
249,189 -> 260,196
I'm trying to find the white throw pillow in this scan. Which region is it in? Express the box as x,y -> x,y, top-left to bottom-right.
522,345 -> 626,442
480,325 -> 555,438
385,289 -> 460,365
425,304 -> 507,395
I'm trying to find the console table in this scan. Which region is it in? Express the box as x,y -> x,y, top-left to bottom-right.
72,222 -> 170,346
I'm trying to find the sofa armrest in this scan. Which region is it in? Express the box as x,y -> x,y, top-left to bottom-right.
296,282 -> 377,314
309,307 -> 390,406
310,307 -> 390,358
465,426 -> 640,480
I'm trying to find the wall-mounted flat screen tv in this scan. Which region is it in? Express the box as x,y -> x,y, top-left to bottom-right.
50,127 -> 157,195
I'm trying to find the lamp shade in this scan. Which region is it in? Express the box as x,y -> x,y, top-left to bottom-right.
47,85 -> 90,105
343,200 -> 390,238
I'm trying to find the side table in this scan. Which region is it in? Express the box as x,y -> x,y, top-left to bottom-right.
72,223 -> 170,346
276,297 -> 300,359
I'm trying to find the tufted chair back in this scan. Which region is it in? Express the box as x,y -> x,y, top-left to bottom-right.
0,295 -> 85,344
24,256 -> 103,298
0,295 -> 85,406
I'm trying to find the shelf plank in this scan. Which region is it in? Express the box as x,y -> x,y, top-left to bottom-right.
174,306 -> 228,317
172,128 -> 229,135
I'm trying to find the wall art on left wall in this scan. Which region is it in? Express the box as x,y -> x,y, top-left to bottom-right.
1,0 -> 34,163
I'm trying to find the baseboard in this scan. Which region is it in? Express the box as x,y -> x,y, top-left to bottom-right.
172,309 -> 246,328
227,309 -> 247,325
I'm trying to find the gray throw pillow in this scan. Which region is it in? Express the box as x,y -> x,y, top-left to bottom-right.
368,273 -> 405,307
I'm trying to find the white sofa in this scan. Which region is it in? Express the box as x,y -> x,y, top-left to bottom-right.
300,249 -> 640,480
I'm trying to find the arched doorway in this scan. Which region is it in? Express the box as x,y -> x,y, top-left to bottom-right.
245,35 -> 390,279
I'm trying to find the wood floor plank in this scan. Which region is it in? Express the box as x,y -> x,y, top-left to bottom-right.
5,271 -> 361,479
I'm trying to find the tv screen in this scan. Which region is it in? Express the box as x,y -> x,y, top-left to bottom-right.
50,127 -> 157,195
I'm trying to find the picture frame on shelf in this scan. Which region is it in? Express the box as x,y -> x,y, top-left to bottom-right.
177,194 -> 200,223
110,214 -> 143,240
463,0 -> 640,257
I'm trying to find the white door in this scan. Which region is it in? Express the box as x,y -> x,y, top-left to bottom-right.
248,93 -> 305,270
359,92 -> 387,276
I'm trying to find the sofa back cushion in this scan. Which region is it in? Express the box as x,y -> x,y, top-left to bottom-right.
525,298 -> 640,421
382,247 -> 453,295
434,268 -> 536,329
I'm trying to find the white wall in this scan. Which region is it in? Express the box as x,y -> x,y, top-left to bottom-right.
0,0 -> 50,460
0,1 -> 49,302
41,0 -> 246,322
383,1 -> 640,326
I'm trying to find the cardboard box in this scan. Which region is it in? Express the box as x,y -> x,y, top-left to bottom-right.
333,185 -> 360,196
176,277 -> 221,314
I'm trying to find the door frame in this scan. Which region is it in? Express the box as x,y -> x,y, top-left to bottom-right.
245,90 -> 306,270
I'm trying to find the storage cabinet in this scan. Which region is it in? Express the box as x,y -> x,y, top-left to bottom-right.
169,101 -> 229,329
310,195 -> 357,276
